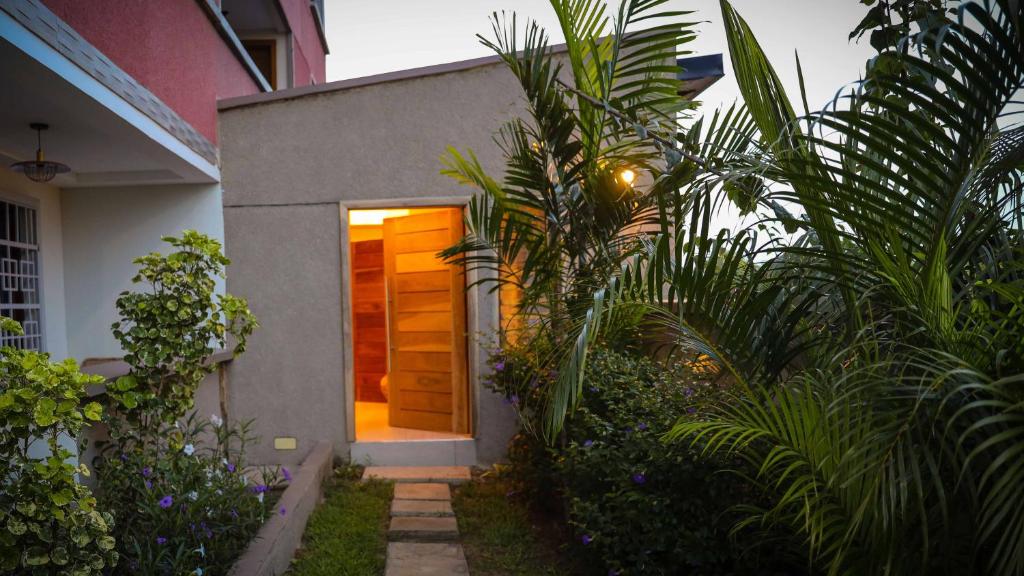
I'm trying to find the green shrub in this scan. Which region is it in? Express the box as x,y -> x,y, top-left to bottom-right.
97,414 -> 279,576
97,231 -> 261,575
500,347 -> 802,576
108,230 -> 256,430
0,317 -> 118,575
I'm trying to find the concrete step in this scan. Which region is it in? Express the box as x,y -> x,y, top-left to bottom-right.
363,466 -> 471,484
385,542 -> 469,575
393,483 -> 451,501
352,438 -> 476,467
388,516 -> 459,542
391,498 -> 453,517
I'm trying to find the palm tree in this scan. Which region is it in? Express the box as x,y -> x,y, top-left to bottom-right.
440,0 -> 702,438
564,0 -> 1023,573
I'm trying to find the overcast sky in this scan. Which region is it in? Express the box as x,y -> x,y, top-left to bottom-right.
323,1 -> 876,114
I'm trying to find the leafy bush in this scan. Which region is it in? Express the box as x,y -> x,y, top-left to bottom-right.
0,318 -> 118,575
560,348 -> 799,575
98,414 -> 280,576
96,231 -> 261,575
497,346 -> 800,575
108,230 -> 256,430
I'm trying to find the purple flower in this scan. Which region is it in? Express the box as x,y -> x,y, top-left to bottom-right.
686,406 -> 697,415
581,534 -> 593,545
281,467 -> 293,482
510,394 -> 519,405
637,422 -> 648,431
158,495 -> 173,509
226,462 -> 236,473
589,386 -> 599,393
250,484 -> 269,494
583,439 -> 594,448
494,360 -> 505,372
141,466 -> 152,477
279,506 -> 287,516
144,480 -> 153,490
156,536 -> 167,545
632,472 -> 647,485
684,387 -> 695,397
231,509 -> 239,519
119,453 -> 128,462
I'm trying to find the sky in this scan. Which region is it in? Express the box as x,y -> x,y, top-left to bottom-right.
323,1 -> 877,116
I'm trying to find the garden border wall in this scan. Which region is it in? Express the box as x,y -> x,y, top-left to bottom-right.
228,440 -> 333,576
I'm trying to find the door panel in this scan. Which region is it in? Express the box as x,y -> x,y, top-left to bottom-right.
384,208 -> 469,433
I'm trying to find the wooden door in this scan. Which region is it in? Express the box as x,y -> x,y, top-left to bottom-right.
383,209 -> 469,433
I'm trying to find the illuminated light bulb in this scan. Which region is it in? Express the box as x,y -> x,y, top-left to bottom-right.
619,168 -> 637,186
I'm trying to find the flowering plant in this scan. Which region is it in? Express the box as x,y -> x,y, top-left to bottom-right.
97,414 -> 282,576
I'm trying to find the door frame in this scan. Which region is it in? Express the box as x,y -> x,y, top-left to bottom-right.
339,197 -> 492,442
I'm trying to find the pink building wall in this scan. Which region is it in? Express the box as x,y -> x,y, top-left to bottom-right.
280,0 -> 326,85
42,0 -> 260,145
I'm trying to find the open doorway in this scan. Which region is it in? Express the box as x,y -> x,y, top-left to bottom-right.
349,207 -> 471,441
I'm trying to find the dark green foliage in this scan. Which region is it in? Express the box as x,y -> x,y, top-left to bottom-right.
558,348 -> 800,575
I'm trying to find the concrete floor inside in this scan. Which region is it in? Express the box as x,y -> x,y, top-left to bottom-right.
355,401 -> 470,442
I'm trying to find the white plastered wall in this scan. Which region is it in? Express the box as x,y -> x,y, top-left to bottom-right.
60,183 -> 226,360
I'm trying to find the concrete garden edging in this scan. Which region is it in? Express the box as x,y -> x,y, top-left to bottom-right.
228,441 -> 333,576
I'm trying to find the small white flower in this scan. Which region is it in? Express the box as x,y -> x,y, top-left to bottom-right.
210,414 -> 223,428
257,492 -> 264,503
183,444 -> 195,456
187,490 -> 198,502
194,544 -> 206,558
193,568 -> 203,576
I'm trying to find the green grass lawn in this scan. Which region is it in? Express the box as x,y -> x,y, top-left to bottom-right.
287,468 -> 392,576
452,475 -> 585,576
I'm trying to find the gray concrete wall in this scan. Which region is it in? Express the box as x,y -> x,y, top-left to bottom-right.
218,59 -> 531,466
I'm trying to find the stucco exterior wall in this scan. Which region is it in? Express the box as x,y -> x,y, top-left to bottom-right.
222,204 -> 347,466
60,183 -> 226,360
219,59 -> 528,465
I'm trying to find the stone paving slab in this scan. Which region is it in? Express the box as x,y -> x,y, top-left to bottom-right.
385,542 -> 469,575
393,483 -> 451,501
363,466 -> 471,484
388,516 -> 459,542
391,499 -> 453,517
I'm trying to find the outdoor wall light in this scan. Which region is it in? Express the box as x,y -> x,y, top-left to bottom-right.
10,123 -> 71,183
618,168 -> 637,186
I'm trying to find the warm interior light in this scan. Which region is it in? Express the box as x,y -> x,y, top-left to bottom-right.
618,168 -> 637,186
349,209 -> 411,226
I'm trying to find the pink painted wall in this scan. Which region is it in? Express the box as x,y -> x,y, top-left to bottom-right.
42,0 -> 260,145
279,0 -> 326,86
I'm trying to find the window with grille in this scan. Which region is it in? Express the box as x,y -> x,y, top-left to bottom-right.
0,199 -> 42,351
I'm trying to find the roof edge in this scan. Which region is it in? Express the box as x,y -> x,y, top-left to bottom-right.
218,44 -> 570,111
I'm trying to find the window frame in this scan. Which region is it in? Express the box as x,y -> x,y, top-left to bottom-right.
0,190 -> 45,352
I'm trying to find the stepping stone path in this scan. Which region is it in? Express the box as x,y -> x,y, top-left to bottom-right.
362,466 -> 471,575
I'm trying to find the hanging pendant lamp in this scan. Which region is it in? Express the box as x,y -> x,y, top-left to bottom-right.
10,123 -> 71,183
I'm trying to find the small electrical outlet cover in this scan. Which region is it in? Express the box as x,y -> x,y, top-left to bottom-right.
274,437 -> 297,450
